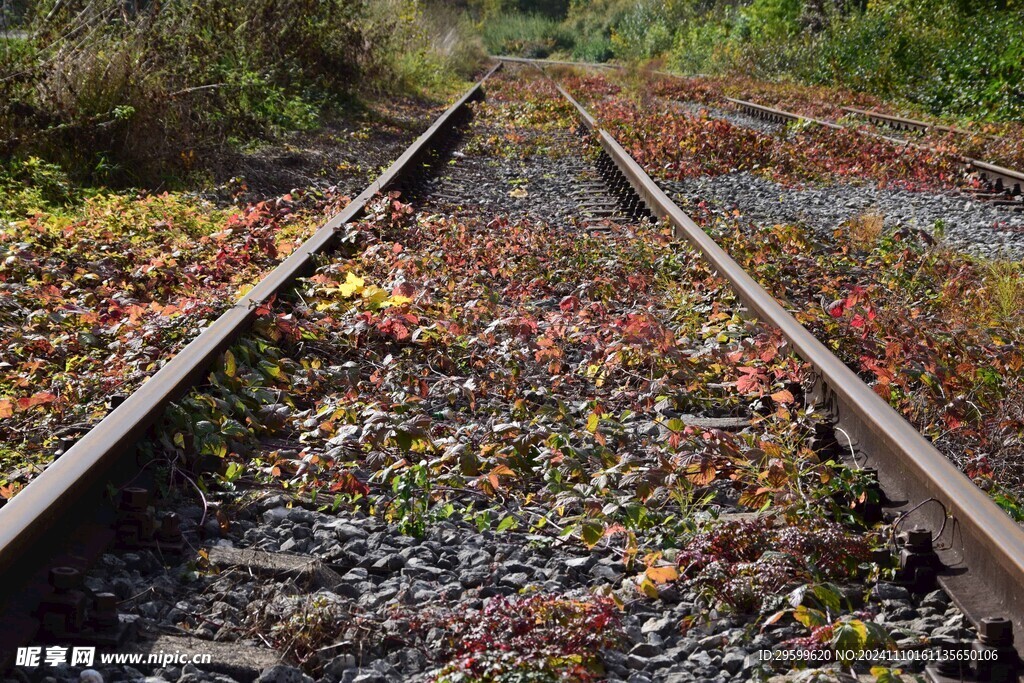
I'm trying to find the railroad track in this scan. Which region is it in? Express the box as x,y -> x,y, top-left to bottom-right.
502,56 -> 1024,210
842,106 -> 1006,142
728,97 -> 1024,207
2,60 -> 1023,682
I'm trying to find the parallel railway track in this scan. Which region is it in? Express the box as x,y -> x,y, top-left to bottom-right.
842,106 -> 1007,142
728,97 -> 1024,205
504,56 -> 1023,205
2,59 -> 1023,681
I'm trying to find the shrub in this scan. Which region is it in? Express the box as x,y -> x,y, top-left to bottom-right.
0,0 -> 481,185
489,0 -> 1024,122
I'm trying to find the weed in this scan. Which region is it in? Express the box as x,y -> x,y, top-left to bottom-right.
846,212 -> 885,251
387,460 -> 433,538
481,13 -> 573,58
985,261 -> 1024,327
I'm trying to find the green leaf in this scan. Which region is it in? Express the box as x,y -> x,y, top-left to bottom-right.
224,461 -> 244,482
393,430 -> 413,451
863,621 -> 894,649
811,583 -> 843,614
581,520 -> 604,548
497,515 -> 518,532
220,419 -> 249,438
832,619 -> 868,653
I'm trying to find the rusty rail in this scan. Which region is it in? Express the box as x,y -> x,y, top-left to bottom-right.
843,106 -> 1005,141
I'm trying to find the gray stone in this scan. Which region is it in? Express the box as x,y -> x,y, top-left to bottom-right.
591,563 -> 623,583
630,642 -> 663,658
564,556 -> 594,570
351,675 -> 385,683
871,582 -> 911,602
460,569 -> 489,588
370,554 -> 405,574
641,615 -> 675,637
697,633 -> 726,651
688,650 -> 713,668
255,666 -> 315,683
721,650 -> 746,674
287,508 -> 315,524
399,648 -> 426,672
263,507 -> 291,524
335,523 -> 368,542
324,654 -> 357,680
342,568 -> 368,582
499,572 -> 531,589
644,656 -> 674,671
921,589 -> 950,609
457,548 -> 491,568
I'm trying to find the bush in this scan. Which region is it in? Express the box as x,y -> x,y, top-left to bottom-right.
554,0 -> 1024,121
572,34 -> 614,62
0,0 -> 481,185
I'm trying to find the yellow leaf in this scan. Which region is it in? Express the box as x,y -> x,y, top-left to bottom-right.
490,464 -> 515,477
636,576 -> 659,599
0,399 -> 13,419
645,565 -> 679,584
339,272 -> 364,297
223,350 -> 237,378
361,286 -> 388,307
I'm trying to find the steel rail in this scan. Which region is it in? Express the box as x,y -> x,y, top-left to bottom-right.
726,96 -> 840,129
966,158 -> 1024,197
843,105 -> 1005,141
726,96 -> 930,150
513,58 -> 1024,662
732,98 -> 1022,197
0,63 -> 502,644
495,54 -> 619,71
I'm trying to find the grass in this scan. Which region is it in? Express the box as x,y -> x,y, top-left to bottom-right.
986,261 -> 1024,328
481,12 -> 572,58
